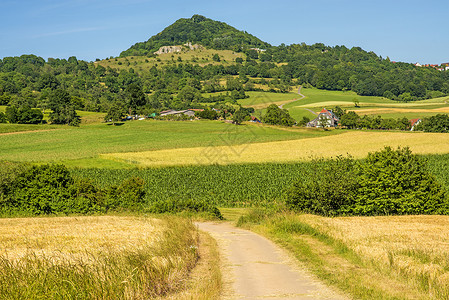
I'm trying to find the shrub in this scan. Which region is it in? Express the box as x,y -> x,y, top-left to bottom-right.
148,199 -> 223,219
9,164 -> 75,214
0,164 -> 146,216
286,147 -> 449,216
285,156 -> 359,216
106,177 -> 146,209
354,147 -> 448,215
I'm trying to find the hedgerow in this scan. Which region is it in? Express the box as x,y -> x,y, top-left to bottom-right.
0,164 -> 146,216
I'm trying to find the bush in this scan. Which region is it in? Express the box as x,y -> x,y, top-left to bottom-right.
285,156 -> 359,216
106,177 -> 146,210
4,106 -> 43,124
286,147 -> 449,216
8,164 -> 75,214
354,147 -> 448,215
148,199 -> 223,219
0,164 -> 146,216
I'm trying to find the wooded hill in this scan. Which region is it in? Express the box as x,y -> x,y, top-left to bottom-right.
0,15 -> 448,125
120,15 -> 270,57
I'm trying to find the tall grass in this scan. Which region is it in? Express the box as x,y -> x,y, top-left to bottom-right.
0,216 -> 199,299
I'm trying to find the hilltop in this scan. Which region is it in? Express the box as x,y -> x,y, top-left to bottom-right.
120,14 -> 270,57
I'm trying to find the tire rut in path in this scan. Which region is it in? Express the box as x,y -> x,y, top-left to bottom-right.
197,222 -> 347,300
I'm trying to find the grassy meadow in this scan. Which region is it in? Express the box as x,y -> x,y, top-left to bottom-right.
284,87 -> 449,120
238,212 -> 449,299
0,216 -> 219,299
0,120 -> 340,165
238,91 -> 300,109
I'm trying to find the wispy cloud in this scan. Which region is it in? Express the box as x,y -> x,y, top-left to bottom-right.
33,27 -> 106,38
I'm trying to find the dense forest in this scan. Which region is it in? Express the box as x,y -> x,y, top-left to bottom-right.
0,15 -> 448,126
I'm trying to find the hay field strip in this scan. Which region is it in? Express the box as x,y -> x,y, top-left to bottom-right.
102,131 -> 449,167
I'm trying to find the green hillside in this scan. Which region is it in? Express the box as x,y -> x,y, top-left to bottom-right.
120,14 -> 270,57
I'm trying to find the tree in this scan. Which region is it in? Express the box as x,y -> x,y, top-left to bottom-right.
317,114 -> 330,129
421,114 -> 449,132
195,109 -> 218,120
332,106 -> 345,118
0,112 -> 6,123
104,102 -> 127,125
212,54 -> 220,62
16,106 -> 43,124
263,104 -> 295,126
177,86 -> 202,106
355,147 -> 447,215
232,108 -> 250,125
48,89 -> 80,126
126,83 -> 147,114
340,111 -> 360,129
297,116 -> 310,126
5,106 -> 18,123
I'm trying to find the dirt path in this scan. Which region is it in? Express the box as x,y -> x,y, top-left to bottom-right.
197,222 -> 347,300
279,87 -> 306,109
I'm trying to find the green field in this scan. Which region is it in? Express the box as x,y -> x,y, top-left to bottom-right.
238,91 -> 299,108
0,120 -> 339,165
285,88 -> 449,120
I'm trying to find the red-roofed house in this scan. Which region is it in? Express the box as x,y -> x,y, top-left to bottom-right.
410,118 -> 422,131
307,108 -> 339,127
250,116 -> 261,123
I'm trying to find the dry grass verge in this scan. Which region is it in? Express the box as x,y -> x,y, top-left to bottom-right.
162,230 -> 222,299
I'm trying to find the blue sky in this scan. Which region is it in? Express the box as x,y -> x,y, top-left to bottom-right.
1,0 -> 448,64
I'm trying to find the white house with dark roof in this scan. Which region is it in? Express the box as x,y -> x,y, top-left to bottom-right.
307,108 -> 339,128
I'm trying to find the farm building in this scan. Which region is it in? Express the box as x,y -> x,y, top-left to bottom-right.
307,108 -> 339,128
410,118 -> 422,131
250,116 -> 261,123
159,109 -> 196,117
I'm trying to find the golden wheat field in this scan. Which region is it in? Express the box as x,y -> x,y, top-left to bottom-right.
0,216 -> 163,260
0,216 -> 205,299
102,131 -> 449,167
298,214 -> 449,295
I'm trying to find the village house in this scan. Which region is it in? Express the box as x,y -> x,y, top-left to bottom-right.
250,116 -> 261,123
307,108 -> 339,128
409,118 -> 422,131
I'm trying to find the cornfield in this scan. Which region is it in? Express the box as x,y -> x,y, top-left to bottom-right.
71,153 -> 449,208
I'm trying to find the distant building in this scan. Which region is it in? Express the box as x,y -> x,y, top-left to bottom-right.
409,118 -> 422,131
307,108 -> 339,128
250,116 -> 261,123
159,109 -> 195,117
